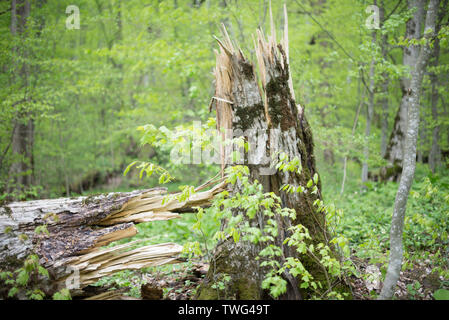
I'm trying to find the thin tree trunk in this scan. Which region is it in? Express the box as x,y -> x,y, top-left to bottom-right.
362,27 -> 377,186
418,105 -> 427,164
341,82 -> 364,195
380,77 -> 390,158
8,0 -> 34,197
379,2 -> 389,158
383,0 -> 425,180
379,0 -> 439,300
428,13 -> 443,172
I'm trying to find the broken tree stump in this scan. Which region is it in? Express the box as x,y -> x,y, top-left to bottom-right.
197,6 -> 350,300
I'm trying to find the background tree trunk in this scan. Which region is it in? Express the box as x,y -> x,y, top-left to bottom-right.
428,42 -> 441,173
8,0 -> 34,197
379,1 -> 390,158
383,0 -> 425,181
362,27 -> 377,186
428,0 -> 446,172
341,80 -> 364,195
379,0 -> 439,300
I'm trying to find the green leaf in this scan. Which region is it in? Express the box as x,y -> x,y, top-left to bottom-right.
123,161 -> 138,176
52,288 -> 72,300
34,225 -> 49,236
158,173 -> 166,184
247,207 -> 257,219
28,289 -> 45,300
434,289 -> 449,300
306,179 -> 313,188
232,228 -> 240,243
8,287 -> 19,298
18,233 -> 29,242
16,270 -> 29,286
38,266 -> 49,278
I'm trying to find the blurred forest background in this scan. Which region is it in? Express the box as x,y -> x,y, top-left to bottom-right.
0,0 -> 448,299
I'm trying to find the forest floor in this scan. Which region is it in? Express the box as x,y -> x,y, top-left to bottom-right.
349,257 -> 443,300
83,255 -> 446,300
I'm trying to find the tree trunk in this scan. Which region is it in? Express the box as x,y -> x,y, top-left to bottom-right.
380,76 -> 390,158
379,2 -> 389,158
417,112 -> 426,163
383,0 -> 425,181
8,0 -> 35,197
198,8 -> 348,300
341,81 -> 364,194
379,0 -> 439,300
362,27 -> 377,186
0,182 -> 224,298
428,6 -> 444,172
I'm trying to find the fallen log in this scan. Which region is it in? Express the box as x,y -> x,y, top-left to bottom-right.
0,181 -> 225,297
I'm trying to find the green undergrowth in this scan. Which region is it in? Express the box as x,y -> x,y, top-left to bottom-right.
321,163 -> 449,297
95,162 -> 449,299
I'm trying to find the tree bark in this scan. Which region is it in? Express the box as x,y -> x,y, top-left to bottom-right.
0,182 -> 224,298
362,27 -> 377,186
428,55 -> 441,173
428,1 -> 446,172
379,0 -> 439,300
341,82 -> 364,195
198,8 -> 347,300
8,0 -> 34,197
380,76 -> 390,158
383,0 -> 425,181
380,1 -> 389,158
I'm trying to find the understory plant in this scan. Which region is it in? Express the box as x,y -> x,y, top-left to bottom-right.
183,159 -> 355,300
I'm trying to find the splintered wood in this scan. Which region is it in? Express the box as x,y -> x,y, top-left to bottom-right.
61,242 -> 183,286
0,181 -> 225,294
99,181 -> 225,225
254,4 -> 300,119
